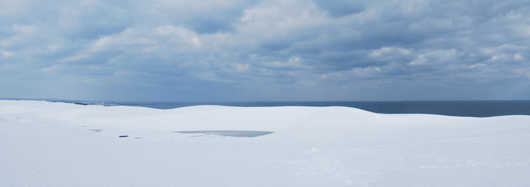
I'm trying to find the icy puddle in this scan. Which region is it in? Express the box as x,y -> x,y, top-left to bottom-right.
175,130 -> 274,137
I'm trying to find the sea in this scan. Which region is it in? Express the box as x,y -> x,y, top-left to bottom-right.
4,99 -> 530,117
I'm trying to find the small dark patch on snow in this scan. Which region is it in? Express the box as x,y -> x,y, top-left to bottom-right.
119,135 -> 128,138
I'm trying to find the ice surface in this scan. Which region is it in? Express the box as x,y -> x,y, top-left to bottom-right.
176,130 -> 274,137
1,100 -> 530,187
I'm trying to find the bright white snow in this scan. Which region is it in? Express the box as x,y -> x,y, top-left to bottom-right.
1,100 -> 530,187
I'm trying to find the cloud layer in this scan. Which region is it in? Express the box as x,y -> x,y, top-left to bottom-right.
1,0 -> 530,101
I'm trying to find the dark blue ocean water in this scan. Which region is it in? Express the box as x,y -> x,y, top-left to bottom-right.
7,99 -> 530,118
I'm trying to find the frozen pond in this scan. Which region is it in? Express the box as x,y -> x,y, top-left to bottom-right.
175,130 -> 274,137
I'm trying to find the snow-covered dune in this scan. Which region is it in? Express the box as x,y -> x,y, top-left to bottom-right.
1,100 -> 530,187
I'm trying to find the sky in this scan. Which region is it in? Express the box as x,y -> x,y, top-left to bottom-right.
1,0 -> 530,101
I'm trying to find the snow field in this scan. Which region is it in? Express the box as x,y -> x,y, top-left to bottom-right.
1,100 -> 530,186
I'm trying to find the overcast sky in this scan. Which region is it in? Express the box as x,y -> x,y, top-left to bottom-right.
1,0 -> 530,101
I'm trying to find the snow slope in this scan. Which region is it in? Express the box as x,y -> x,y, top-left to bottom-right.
1,100 -> 530,187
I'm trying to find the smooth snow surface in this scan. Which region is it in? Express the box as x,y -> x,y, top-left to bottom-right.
1,100 -> 530,187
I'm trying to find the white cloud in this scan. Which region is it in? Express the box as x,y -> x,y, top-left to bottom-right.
514,53 -> 524,60
88,28 -> 158,52
369,47 -> 411,58
232,63 -> 249,71
1,51 -> 14,58
409,54 -> 426,65
409,49 -> 457,65
60,54 -> 89,62
514,68 -> 530,79
47,44 -> 62,52
469,63 -> 486,68
498,44 -> 527,50
13,24 -> 37,33
263,56 -> 302,68
42,66 -> 58,72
